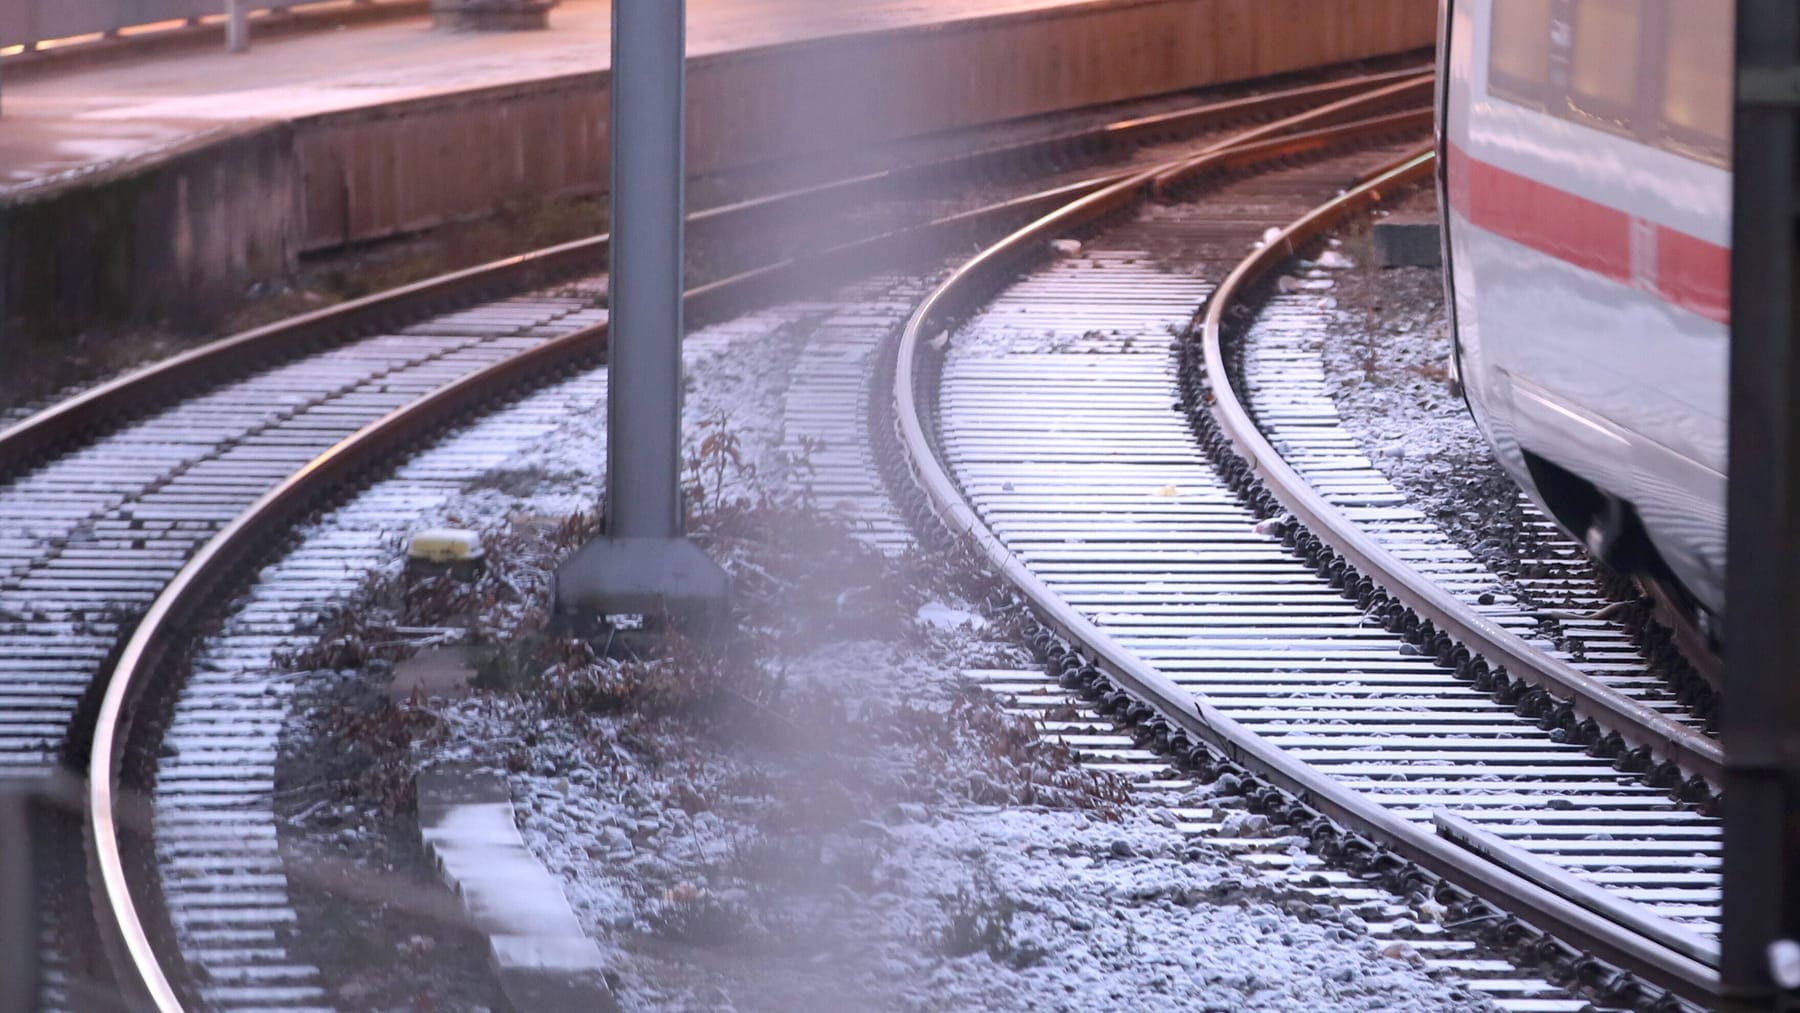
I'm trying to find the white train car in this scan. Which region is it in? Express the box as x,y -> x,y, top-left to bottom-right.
1437,0 -> 1733,624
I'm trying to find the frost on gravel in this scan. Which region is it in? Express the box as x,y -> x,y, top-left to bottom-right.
433,628 -> 1486,1013
1311,244 -> 1552,591
286,295 -> 1491,1012
507,771 -> 1487,1012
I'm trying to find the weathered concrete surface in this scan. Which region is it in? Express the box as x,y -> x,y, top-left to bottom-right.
0,120 -> 297,331
417,764 -> 619,1013
0,0 -> 1089,192
1,0 -> 1436,335
295,0 -> 1439,249
0,1 -> 431,82
431,0 -> 556,31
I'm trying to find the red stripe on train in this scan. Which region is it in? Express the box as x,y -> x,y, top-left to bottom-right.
1443,141 -> 1730,324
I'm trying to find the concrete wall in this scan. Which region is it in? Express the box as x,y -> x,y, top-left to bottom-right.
5,0 -> 1436,333
299,0 -> 1437,249
1,123 -> 298,332
295,74 -> 606,250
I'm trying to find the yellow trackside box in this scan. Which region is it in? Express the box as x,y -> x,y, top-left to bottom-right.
407,529 -> 485,564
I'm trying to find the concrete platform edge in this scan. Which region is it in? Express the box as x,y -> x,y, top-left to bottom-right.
1,0 -> 1437,335
416,762 -> 620,1013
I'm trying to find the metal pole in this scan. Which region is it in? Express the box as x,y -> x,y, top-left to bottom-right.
1722,1 -> 1800,1008
552,0 -> 727,621
227,0 -> 249,53
607,0 -> 685,542
0,784 -> 37,1013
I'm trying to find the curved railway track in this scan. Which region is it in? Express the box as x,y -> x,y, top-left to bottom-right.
1188,166 -> 1722,983
0,68 -> 1431,1010
887,127 -> 1722,1006
33,61 -> 1717,1008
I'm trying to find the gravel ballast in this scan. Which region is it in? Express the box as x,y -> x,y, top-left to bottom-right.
266,277 -> 1493,1011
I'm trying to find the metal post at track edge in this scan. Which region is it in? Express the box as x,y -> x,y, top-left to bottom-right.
1722,0 -> 1800,1008
226,0 -> 249,53
553,0 -> 728,624
0,781 -> 39,1013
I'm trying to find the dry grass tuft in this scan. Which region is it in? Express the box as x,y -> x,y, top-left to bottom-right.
285,420 -> 1127,826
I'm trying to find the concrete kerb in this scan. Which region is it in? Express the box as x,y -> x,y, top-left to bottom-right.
415,763 -> 620,1013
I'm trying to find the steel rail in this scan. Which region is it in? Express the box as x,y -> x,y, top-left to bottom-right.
0,65 -> 1424,484
1432,809 -> 1721,968
920,66 -> 1427,180
75,151 -> 1228,1011
1150,74 -> 1433,194
889,134 -> 1720,1001
1191,163 -> 1726,793
79,73 -> 1439,1008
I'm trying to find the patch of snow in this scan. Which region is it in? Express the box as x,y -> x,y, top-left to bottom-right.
487,702 -> 1487,1012
286,280 -> 1495,1011
1251,514 -> 1291,537
916,601 -> 986,631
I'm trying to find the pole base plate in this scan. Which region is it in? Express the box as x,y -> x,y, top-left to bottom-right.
554,536 -> 730,624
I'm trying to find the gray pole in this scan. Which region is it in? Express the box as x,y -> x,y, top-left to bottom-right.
554,0 -> 727,622
1721,0 -> 1800,1008
0,784 -> 37,1013
607,0 -> 685,541
226,0 -> 249,53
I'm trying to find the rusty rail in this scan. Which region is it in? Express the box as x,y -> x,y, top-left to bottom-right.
889,117 -> 1720,1004
0,66 -> 1426,483
76,69 -> 1438,1009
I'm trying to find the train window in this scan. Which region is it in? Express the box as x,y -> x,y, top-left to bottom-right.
1489,0 -> 1554,101
1661,2 -> 1733,162
1568,0 -> 1641,126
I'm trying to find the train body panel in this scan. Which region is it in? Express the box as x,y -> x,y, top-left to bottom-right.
1438,0 -> 1731,617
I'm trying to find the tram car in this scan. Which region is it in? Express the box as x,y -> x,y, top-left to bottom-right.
1436,0 -> 1733,631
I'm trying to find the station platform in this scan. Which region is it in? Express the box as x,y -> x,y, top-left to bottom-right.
0,0 -> 1074,193
0,0 -> 1435,333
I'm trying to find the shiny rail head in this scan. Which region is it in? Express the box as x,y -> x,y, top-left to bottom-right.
888,120 -> 1718,1003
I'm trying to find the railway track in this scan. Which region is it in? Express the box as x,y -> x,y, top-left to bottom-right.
0,68 -> 1429,1010
2,68 -> 1717,1009
888,126 -> 1722,1007
147,282 -> 923,1010
1236,273 -> 1720,745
